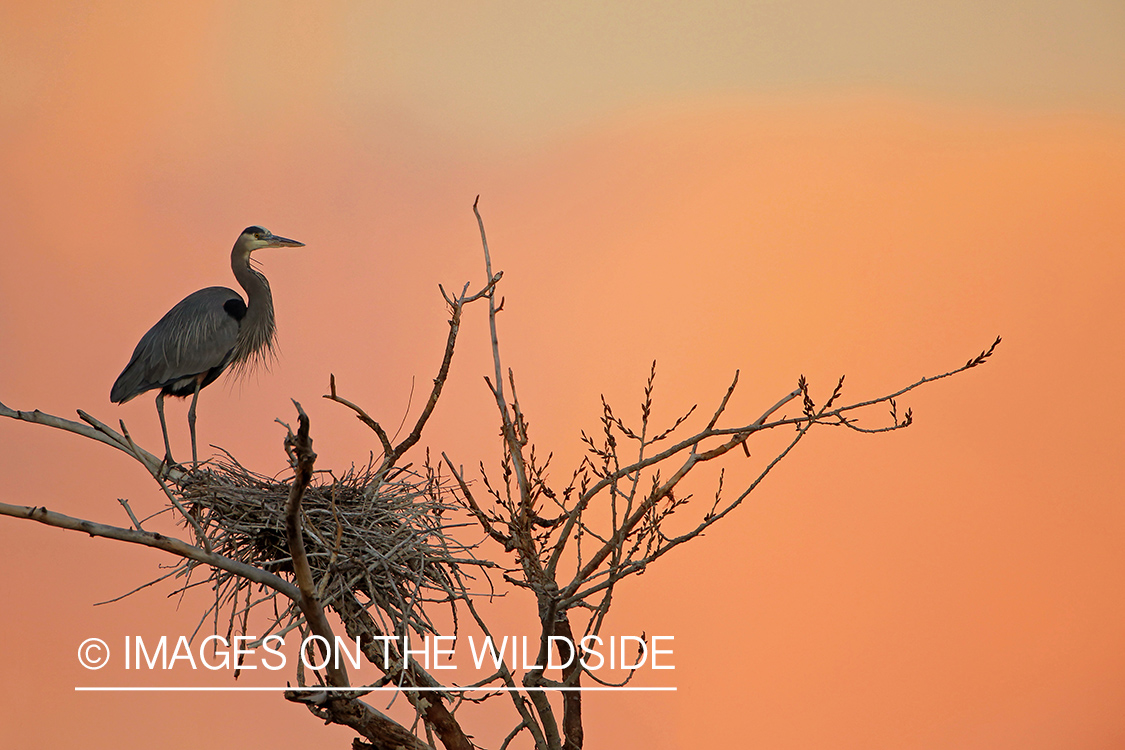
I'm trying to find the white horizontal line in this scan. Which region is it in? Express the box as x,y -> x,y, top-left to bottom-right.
75,686 -> 675,692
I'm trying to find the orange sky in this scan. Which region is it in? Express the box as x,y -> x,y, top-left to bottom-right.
1,4 -> 1124,749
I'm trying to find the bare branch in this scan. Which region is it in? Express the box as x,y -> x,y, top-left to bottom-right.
380,272 -> 500,475
324,269 -> 500,485
325,373 -> 394,458
0,401 -> 181,481
442,452 -> 513,549
0,501 -> 298,598
283,400 -> 349,689
704,369 -> 740,431
282,690 -> 434,750
474,199 -> 534,542
333,594 -> 475,750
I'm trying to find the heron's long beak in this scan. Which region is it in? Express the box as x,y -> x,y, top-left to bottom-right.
265,233 -> 305,248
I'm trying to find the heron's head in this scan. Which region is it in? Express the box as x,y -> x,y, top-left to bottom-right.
239,225 -> 305,252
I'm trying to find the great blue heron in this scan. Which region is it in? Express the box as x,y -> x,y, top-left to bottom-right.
111,226 -> 305,466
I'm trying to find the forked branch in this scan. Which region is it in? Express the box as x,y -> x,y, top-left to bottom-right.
325,267 -> 501,483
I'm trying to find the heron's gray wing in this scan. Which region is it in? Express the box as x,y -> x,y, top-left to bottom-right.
111,286 -> 244,402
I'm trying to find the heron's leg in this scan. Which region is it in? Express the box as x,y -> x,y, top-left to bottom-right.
187,378 -> 202,469
155,391 -> 174,466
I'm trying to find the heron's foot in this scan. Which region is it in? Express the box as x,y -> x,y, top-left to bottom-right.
157,452 -> 181,480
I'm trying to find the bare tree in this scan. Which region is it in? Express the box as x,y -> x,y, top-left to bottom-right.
0,200 -> 1000,749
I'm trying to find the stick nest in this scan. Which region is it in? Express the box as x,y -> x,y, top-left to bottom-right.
170,454 -> 492,640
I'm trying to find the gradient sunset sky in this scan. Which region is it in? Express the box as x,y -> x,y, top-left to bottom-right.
1,3 -> 1123,748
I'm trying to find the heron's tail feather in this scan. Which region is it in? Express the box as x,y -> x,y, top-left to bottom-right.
110,359 -> 147,403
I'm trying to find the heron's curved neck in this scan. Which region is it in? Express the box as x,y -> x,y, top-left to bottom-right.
229,244 -> 277,367
231,246 -> 272,312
